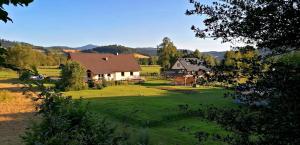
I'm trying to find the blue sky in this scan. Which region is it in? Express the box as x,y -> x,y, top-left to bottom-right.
0,0 -> 233,51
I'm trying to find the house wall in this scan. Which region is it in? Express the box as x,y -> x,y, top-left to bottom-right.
91,71 -> 140,81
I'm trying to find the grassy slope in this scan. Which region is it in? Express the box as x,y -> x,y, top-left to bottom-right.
65,81 -> 234,145
141,65 -> 161,74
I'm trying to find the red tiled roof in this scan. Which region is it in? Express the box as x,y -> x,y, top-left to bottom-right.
68,53 -> 141,74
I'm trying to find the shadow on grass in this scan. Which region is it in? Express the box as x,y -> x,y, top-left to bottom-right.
0,78 -> 20,84
81,87 -> 230,128
0,112 -> 35,145
141,82 -> 171,87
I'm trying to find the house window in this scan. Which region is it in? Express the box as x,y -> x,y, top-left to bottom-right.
177,63 -> 181,67
121,72 -> 125,76
130,72 -> 133,76
108,74 -> 111,77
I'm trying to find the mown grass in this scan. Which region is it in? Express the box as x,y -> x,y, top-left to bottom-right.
65,81 -> 234,145
37,66 -> 61,77
0,68 -> 18,80
141,65 -> 161,74
1,66 -> 233,144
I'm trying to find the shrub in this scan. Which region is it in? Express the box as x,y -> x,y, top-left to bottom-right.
56,61 -> 87,91
87,80 -> 96,88
19,70 -> 32,81
101,78 -> 108,87
22,82 -> 127,145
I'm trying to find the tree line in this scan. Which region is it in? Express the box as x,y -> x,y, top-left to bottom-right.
2,44 -> 67,69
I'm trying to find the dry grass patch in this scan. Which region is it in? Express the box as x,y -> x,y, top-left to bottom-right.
0,90 -> 36,145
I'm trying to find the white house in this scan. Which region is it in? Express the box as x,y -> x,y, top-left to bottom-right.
69,53 -> 141,81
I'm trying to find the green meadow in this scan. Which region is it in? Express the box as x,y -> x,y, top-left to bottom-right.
65,80 -> 234,145
1,66 -> 234,145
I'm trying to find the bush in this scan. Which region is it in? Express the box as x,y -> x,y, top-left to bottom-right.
19,70 -> 32,81
22,85 -> 127,145
56,61 -> 87,91
87,80 -> 96,88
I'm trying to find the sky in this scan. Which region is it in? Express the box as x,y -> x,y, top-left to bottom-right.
0,0 -> 234,52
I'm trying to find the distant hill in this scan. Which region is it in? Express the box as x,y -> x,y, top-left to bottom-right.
203,51 -> 226,60
1,38 -> 227,59
136,47 -> 157,56
83,45 -> 136,54
76,44 -> 98,50
0,39 -> 33,48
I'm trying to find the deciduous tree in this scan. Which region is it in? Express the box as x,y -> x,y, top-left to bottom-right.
157,37 -> 178,70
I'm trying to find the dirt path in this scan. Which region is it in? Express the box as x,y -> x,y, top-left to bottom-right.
0,83 -> 36,145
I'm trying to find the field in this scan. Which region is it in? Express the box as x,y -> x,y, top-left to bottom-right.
0,66 -> 234,145
0,69 -> 35,145
65,80 -> 234,145
141,65 -> 161,74
37,66 -> 61,77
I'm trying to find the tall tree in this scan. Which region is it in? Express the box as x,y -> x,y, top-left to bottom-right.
193,49 -> 201,59
187,0 -> 300,144
0,0 -> 33,22
186,0 -> 300,54
157,37 -> 178,70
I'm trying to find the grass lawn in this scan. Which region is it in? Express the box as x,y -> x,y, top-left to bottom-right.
37,66 -> 61,77
141,65 -> 161,74
65,81 -> 234,145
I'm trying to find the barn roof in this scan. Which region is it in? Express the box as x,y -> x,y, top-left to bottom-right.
177,58 -> 210,72
68,53 -> 141,74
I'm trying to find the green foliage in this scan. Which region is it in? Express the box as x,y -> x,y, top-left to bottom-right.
200,53 -> 218,67
219,46 -> 260,83
138,58 -> 150,65
57,61 -> 87,91
187,0 -> 300,53
187,1 -> 300,144
149,56 -> 158,65
0,0 -> 33,22
193,49 -> 201,59
5,44 -> 66,69
157,37 -> 178,70
22,80 -> 127,145
19,70 -> 32,81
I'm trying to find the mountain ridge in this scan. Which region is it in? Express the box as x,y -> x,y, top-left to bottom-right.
0,38 -> 226,59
